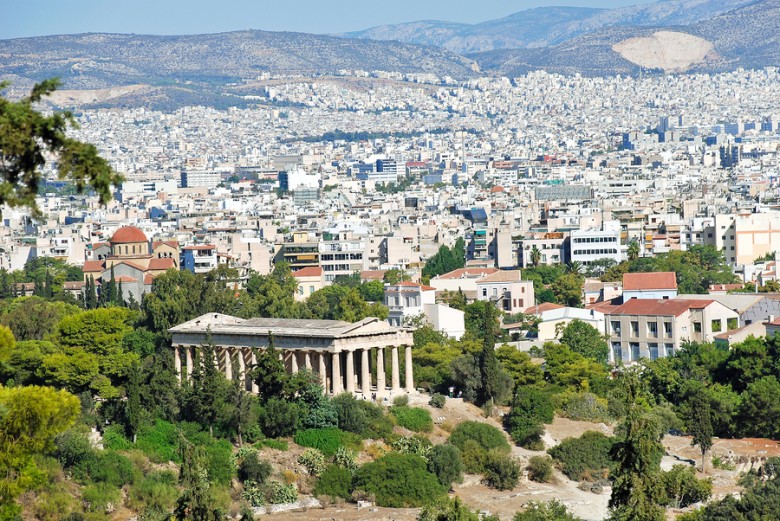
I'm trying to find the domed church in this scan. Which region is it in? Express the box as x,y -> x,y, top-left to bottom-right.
82,226 -> 179,302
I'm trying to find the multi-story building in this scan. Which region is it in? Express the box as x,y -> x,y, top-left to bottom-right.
622,272 -> 678,301
182,245 -> 218,274
384,281 -> 465,338
570,223 -> 623,267
180,170 -> 221,189
292,266 -> 325,301
475,270 -> 535,315
605,298 -> 738,364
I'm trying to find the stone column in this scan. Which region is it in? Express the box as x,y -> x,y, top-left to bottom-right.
174,345 -> 182,383
250,350 -> 259,394
186,345 -> 194,379
376,347 -> 386,393
224,348 -> 233,380
391,346 -> 401,392
405,345 -> 414,392
238,348 -> 247,391
304,351 -> 312,371
345,350 -> 356,393
319,352 -> 328,390
361,347 -> 371,396
290,351 -> 299,373
332,352 -> 342,395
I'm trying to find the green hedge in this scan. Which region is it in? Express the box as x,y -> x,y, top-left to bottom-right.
353,453 -> 446,507
392,406 -> 433,433
448,421 -> 509,453
548,431 -> 614,481
313,464 -> 353,499
294,428 -> 362,457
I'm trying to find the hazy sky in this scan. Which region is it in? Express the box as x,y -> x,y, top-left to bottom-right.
3,0 -> 656,39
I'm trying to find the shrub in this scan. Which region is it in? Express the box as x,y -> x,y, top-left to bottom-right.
429,393 -> 446,408
127,470 -> 178,512
556,392 -> 610,422
267,479 -> 298,504
298,448 -> 326,477
257,438 -> 288,451
427,444 -> 463,487
393,395 -> 409,407
449,421 -> 510,454
55,428 -> 95,471
260,398 -> 300,438
353,453 -> 447,507
505,387 -> 554,449
483,451 -> 521,490
237,452 -> 272,484
89,451 -> 136,487
389,434 -> 433,460
241,480 -> 266,507
332,393 -> 367,434
548,431 -> 614,481
314,464 -> 353,499
460,439 -> 488,473
333,447 -> 358,471
204,438 -> 235,485
82,482 -> 121,513
513,500 -> 583,521
102,424 -> 132,451
392,406 -> 433,433
527,456 -> 555,483
135,419 -> 179,463
659,465 -> 713,508
294,428 -> 362,457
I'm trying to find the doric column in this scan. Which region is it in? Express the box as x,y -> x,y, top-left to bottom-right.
238,347 -> 247,391
290,351 -> 299,373
224,348 -> 233,380
405,345 -> 414,392
174,345 -> 182,383
345,350 -> 356,393
250,350 -> 259,394
319,352 -> 328,390
304,351 -> 312,371
332,352 -> 342,395
361,348 -> 371,396
376,347 -> 386,392
391,346 -> 401,391
186,345 -> 194,379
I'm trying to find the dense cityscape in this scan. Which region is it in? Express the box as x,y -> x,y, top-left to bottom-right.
5,2 -> 780,521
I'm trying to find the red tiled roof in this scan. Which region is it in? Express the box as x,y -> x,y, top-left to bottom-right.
709,284 -> 745,292
148,258 -> 176,270
361,270 -> 385,281
608,298 -> 714,317
183,244 -> 215,251
110,226 -> 147,244
435,268 -> 499,280
153,240 -> 179,249
82,260 -> 105,272
587,300 -> 621,314
478,270 -> 523,284
524,302 -> 564,315
293,266 -> 323,278
623,272 -> 677,291
144,274 -> 156,285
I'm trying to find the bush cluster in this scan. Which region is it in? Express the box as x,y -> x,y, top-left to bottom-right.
392,406 -> 433,433
294,427 -> 362,457
547,431 -> 614,481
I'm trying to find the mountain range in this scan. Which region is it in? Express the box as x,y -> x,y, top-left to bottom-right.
1,0 -> 779,109
344,0 -> 758,54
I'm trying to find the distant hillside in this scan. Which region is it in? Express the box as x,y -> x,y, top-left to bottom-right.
470,0 -> 780,76
345,0 -> 757,54
0,30 -> 478,108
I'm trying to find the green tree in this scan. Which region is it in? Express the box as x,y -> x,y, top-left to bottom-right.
480,303 -> 502,405
559,320 -> 609,364
0,79 -> 122,214
383,268 -> 410,285
737,375 -> 780,439
174,439 -> 222,521
125,364 -> 143,443
688,388 -> 713,473
530,246 -> 541,267
514,500 -> 584,521
551,273 -> 584,308
608,369 -> 665,521
0,386 -> 80,519
627,241 -> 640,261
427,444 -> 464,488
418,497 -> 480,521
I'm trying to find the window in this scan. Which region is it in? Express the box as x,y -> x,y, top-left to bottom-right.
630,321 -> 639,337
298,286 -> 304,295
711,319 -> 722,332
665,343 -> 675,357
727,317 -> 738,330
649,343 -> 659,360
309,286 -> 315,294
630,343 -> 640,361
482,288 -> 487,297
664,322 -> 672,337
693,322 -> 702,333
611,321 -> 621,335
492,288 -> 498,297
648,322 -> 658,338
612,343 -> 623,362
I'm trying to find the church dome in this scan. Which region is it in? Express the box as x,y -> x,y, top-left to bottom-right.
109,226 -> 148,244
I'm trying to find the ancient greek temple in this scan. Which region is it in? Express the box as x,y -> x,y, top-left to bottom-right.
169,313 -> 415,397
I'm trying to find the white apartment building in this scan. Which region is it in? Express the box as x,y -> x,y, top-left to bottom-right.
706,211 -> 780,266
180,170 -> 222,189
384,281 -> 465,339
475,270 -> 535,315
570,225 -> 623,266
